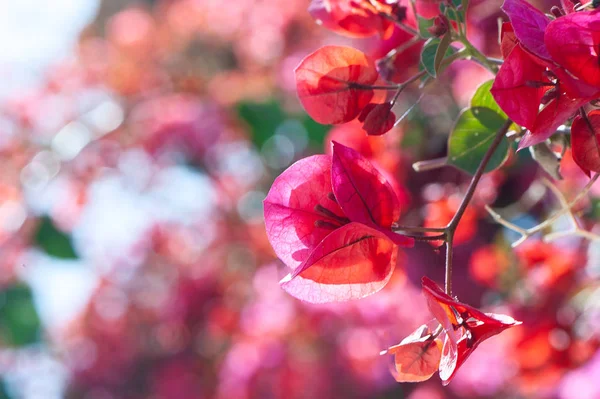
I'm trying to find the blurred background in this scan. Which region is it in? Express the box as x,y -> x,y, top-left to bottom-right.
1,0 -> 600,398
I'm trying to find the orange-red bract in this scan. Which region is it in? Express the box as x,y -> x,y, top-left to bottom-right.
386,324 -> 443,383
308,0 -> 395,39
295,46 -> 379,124
281,222 -> 398,303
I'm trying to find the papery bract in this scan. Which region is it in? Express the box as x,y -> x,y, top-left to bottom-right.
386,325 -> 443,383
520,92 -> 589,148
309,0 -> 395,39
545,9 -> 600,88
422,277 -> 521,385
500,22 -> 518,59
502,0 -> 551,60
358,102 -> 396,136
264,155 -> 346,270
491,44 -> 548,129
331,141 -> 401,233
571,110 -> 600,175
281,222 -> 398,303
295,46 -> 379,124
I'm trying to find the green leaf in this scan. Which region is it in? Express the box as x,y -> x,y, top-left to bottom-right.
447,107 -> 510,174
236,100 -> 286,148
420,38 -> 455,77
434,32 -> 452,76
470,80 -> 507,118
418,17 -> 435,38
0,284 -> 41,347
34,216 -> 78,259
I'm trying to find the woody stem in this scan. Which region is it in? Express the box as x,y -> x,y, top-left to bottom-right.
443,119 -> 513,295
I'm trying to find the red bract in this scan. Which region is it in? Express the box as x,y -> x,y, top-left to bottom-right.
264,142 -> 413,303
358,102 -> 396,136
295,46 -> 379,124
491,44 -> 548,129
500,22 -> 518,59
571,110 -> 600,175
545,9 -> 600,89
421,277 -> 521,385
492,0 -> 600,148
308,0 -> 395,39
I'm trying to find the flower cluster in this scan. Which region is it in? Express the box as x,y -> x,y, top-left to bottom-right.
491,0 -> 600,152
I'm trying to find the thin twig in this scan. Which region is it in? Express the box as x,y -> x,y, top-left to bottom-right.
413,157 -> 448,172
411,234 -> 447,242
392,225 -> 446,233
485,173 -> 600,246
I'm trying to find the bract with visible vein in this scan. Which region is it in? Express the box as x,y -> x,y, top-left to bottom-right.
387,324 -> 443,383
281,222 -> 398,303
264,155 -> 345,269
545,9 -> 600,89
295,46 -> 379,124
502,0 -> 551,60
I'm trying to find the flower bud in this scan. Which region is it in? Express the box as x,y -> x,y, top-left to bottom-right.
427,15 -> 450,37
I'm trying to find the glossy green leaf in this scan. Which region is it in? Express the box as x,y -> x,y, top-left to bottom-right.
434,32 -> 452,76
470,80 -> 508,119
0,284 -> 41,347
34,216 -> 78,259
447,107 -> 510,174
421,38 -> 455,77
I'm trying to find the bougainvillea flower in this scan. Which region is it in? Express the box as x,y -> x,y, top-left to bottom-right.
295,46 -> 380,125
384,324 -> 443,382
491,0 -> 600,148
308,0 -> 398,39
421,277 -> 521,385
571,110 -> 600,175
263,142 -> 413,303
